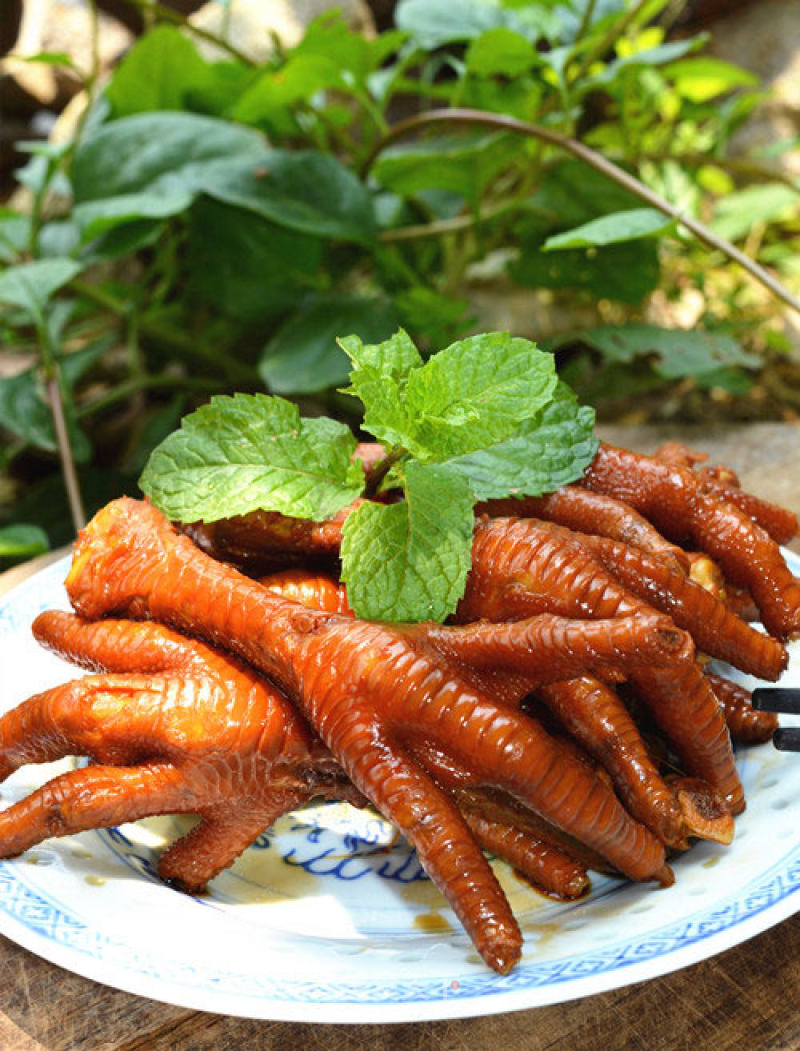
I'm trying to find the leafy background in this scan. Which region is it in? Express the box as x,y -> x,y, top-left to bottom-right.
1,0 -> 798,564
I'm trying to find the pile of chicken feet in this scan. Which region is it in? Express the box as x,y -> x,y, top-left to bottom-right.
1,441 -> 798,974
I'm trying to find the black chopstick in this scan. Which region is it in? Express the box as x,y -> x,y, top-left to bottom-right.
751,688 -> 800,715
751,689 -> 800,752
773,728 -> 800,752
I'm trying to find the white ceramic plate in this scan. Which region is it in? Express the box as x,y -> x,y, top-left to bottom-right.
1,553 -> 799,1023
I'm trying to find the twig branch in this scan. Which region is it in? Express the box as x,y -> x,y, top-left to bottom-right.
45,376 -> 86,532
362,108 -> 800,318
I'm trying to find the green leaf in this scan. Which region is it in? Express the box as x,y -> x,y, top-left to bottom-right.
373,132 -> 523,209
18,51 -> 76,67
139,393 -> 365,523
199,150 -> 376,243
260,295 -> 401,395
395,0 -> 532,48
711,184 -> 799,242
510,238 -> 660,303
233,54 -> 345,131
437,383 -> 597,499
338,329 -> 421,450
71,113 -> 265,202
0,524 -> 50,559
105,26 -> 214,116
343,330 -> 557,460
72,114 -> 375,243
340,460 -> 475,622
574,323 -> 761,378
186,198 -> 323,324
543,208 -> 675,250
0,211 -> 30,263
0,259 -> 82,317
465,28 -> 538,77
0,364 -> 91,461
74,191 -> 194,239
582,36 -> 706,93
339,327 -> 424,378
403,332 -> 557,459
665,57 -> 758,102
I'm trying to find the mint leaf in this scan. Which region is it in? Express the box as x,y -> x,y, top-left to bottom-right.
404,332 -> 557,460
341,330 -> 558,463
339,329 -> 421,450
437,383 -> 598,500
139,393 -> 364,523
340,461 -> 474,622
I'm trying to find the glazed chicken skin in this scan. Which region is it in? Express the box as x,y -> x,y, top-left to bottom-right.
0,609 -> 597,908
0,440 -> 796,975
53,497 -> 697,973
0,612 -> 357,893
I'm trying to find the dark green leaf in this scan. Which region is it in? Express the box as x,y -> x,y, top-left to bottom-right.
574,322 -> 761,378
186,198 -> 323,324
74,191 -> 194,240
340,460 -> 475,622
373,132 -> 524,208
0,524 -> 49,558
510,238 -> 660,303
260,295 -> 401,394
72,114 -> 375,242
0,365 -> 91,461
199,150 -> 376,243
139,393 -> 365,523
71,112 -> 265,202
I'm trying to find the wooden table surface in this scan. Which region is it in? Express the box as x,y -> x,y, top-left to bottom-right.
1,421 -> 799,1051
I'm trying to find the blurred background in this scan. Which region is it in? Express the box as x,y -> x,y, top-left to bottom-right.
0,0 -> 798,562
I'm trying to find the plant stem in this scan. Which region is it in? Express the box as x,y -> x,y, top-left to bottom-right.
365,446 -> 406,498
570,0 -> 652,84
576,0 -> 599,42
121,0 -> 255,65
363,108 -> 800,317
33,310 -> 85,532
45,375 -> 85,531
78,373 -> 220,417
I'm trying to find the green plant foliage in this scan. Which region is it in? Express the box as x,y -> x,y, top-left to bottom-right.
0,524 -> 49,558
142,330 -> 597,622
1,1 -> 798,556
260,295 -> 402,393
139,393 -> 365,523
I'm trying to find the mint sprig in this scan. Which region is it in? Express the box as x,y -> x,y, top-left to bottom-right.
140,331 -> 598,622
139,393 -> 364,522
